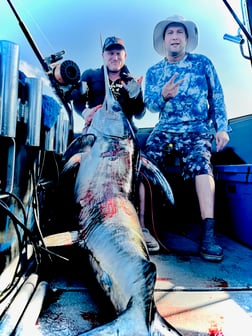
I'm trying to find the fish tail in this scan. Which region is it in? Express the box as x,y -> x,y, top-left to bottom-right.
79,305 -> 182,336
78,302 -> 149,336
150,309 -> 183,335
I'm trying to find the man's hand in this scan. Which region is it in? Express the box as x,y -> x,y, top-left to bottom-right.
215,131 -> 230,152
82,105 -> 102,125
162,72 -> 184,101
123,76 -> 143,98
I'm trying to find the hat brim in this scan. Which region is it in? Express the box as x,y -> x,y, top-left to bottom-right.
153,17 -> 198,56
104,44 -> 125,51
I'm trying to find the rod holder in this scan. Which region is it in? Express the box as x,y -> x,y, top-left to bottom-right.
55,112 -> 69,154
25,77 -> 43,147
0,40 -> 19,137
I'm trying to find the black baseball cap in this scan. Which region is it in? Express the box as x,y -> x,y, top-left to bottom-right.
102,36 -> 126,52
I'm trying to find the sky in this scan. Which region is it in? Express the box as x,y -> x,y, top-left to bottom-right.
0,0 -> 251,132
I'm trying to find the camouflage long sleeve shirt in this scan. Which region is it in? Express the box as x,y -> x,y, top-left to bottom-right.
144,53 -> 230,134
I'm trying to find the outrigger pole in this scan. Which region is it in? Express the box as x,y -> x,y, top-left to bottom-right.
6,0 -> 74,141
222,0 -> 252,44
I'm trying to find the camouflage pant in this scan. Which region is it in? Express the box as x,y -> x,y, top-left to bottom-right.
144,131 -> 214,180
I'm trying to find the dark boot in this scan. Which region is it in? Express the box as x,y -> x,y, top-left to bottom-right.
200,218 -> 223,262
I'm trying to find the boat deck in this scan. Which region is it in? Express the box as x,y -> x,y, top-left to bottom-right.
34,229 -> 252,336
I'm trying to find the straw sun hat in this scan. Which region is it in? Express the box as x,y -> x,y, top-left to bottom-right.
153,15 -> 198,56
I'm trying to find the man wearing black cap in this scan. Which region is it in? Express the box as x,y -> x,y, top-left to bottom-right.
73,36 -> 144,132
73,36 -> 160,252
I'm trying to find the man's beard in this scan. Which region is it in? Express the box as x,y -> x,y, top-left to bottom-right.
170,50 -> 180,57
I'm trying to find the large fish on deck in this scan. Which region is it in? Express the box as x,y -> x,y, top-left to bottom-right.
61,66 -> 182,336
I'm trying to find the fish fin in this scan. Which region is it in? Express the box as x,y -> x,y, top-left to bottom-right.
150,308 -> 183,335
62,133 -> 96,164
140,153 -> 174,205
61,153 -> 82,174
61,133 -> 96,174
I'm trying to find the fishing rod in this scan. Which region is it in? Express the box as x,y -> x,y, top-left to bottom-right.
6,0 -> 79,142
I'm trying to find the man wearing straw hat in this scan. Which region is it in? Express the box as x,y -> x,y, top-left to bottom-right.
143,15 -> 231,261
